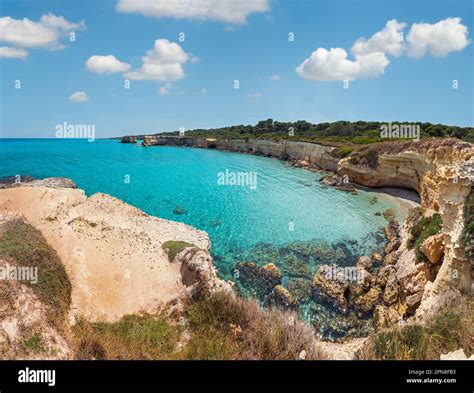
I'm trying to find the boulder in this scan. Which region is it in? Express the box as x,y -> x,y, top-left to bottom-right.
236,262 -> 282,294
371,253 -> 383,262
356,256 -> 373,272
373,265 -> 393,288
352,287 -> 381,314
373,305 -> 401,332
420,233 -> 444,264
312,265 -> 349,313
382,271 -> 399,306
268,285 -> 298,310
439,349 -> 474,360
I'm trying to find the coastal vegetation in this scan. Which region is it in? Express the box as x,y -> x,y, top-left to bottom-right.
365,296 -> 473,360
73,291 -> 324,360
407,213 -> 443,262
0,219 -> 71,330
162,240 -> 196,262
141,119 -> 474,145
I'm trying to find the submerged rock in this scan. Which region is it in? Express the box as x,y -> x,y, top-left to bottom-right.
287,278 -> 313,303
173,205 -> 188,215
268,285 -> 298,310
310,303 -> 372,340
236,262 -> 282,296
279,254 -> 311,278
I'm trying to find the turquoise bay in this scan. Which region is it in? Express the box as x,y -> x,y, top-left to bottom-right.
1,139 -> 402,336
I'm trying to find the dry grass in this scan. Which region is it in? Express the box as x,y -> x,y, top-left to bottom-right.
0,219 -> 71,330
180,291 -> 325,360
362,296 -> 473,360
72,313 -> 182,360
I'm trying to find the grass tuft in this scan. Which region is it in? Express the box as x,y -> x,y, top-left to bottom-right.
73,314 -> 182,360
162,240 -> 195,262
408,213 -> 443,261
0,220 -> 71,329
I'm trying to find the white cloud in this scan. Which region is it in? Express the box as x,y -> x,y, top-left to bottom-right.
125,39 -> 189,82
0,46 -> 28,59
269,74 -> 280,81
86,55 -> 131,74
297,17 -> 469,82
351,19 -> 406,57
407,17 -> 469,58
0,13 -> 84,48
69,91 -> 88,103
296,47 -> 389,81
40,13 -> 85,31
116,0 -> 269,24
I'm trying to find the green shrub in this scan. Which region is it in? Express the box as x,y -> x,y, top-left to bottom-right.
408,214 -> 443,261
332,146 -> 354,158
162,240 -> 195,262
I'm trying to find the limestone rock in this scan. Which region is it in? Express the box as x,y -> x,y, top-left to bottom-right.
312,265 -> 349,313
179,248 -> 232,299
420,233 -> 444,264
372,253 -> 383,262
440,349 -> 474,360
120,135 -> 137,143
236,262 -> 282,294
382,271 -> 399,306
268,285 -> 298,310
373,305 -> 401,332
352,287 -> 381,314
356,256 -> 373,272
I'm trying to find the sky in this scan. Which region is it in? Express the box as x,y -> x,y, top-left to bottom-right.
0,0 -> 473,138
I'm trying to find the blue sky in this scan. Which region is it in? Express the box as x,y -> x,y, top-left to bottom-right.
1,0 -> 473,138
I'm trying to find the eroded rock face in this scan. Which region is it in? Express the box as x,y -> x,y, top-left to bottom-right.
120,136 -> 137,143
420,233 -> 444,264
338,139 -> 474,322
0,176 -> 76,190
178,248 -> 232,299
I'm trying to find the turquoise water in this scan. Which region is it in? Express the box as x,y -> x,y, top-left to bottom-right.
0,139 -> 400,337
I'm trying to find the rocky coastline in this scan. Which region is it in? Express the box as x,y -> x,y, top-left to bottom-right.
135,135 -> 474,331
0,135 -> 472,359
